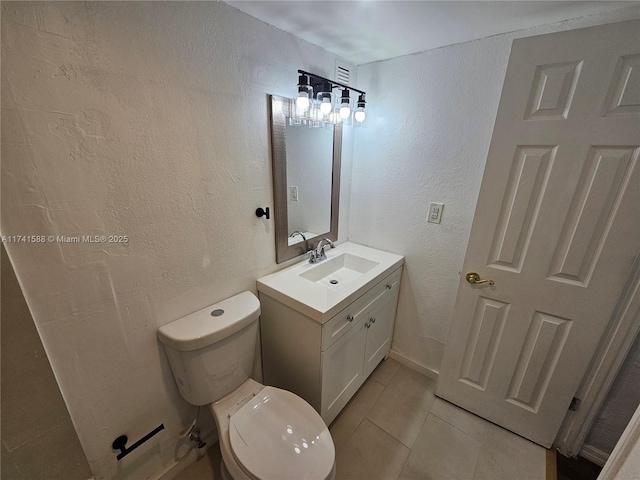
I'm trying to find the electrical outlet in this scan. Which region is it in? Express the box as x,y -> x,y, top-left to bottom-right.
290,186 -> 298,201
428,202 -> 444,224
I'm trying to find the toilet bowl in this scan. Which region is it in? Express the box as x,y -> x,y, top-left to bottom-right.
212,378 -> 335,480
157,291 -> 336,480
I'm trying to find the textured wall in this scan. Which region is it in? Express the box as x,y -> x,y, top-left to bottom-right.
1,2 -> 351,479
349,6 -> 640,373
584,330 -> 640,456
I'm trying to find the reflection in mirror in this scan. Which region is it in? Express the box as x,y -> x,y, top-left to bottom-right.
286,124 -> 333,246
270,95 -> 341,263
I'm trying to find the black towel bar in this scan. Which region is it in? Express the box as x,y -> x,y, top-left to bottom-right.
112,424 -> 165,461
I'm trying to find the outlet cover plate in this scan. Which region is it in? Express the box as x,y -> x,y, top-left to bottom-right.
428,202 -> 444,224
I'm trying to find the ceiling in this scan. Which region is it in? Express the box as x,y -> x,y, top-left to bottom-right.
226,1 -> 633,65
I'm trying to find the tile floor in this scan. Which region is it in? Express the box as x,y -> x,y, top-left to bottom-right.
174,359 -> 547,480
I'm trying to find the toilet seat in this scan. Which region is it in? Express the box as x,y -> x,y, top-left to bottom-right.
228,386 -> 335,480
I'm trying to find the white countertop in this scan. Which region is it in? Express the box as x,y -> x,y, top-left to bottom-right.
257,242 -> 404,323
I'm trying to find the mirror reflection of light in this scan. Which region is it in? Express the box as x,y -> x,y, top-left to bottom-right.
286,426 -> 293,435
302,442 -> 308,449
294,446 -> 301,454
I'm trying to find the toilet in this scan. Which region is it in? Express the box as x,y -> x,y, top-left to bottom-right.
158,291 -> 336,480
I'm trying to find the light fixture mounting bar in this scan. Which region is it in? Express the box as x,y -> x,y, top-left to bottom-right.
297,69 -> 365,96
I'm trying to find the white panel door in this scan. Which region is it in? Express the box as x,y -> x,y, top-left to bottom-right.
437,20 -> 640,447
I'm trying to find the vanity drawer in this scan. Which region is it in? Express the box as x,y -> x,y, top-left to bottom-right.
321,267 -> 402,351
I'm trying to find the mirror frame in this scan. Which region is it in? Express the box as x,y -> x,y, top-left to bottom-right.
269,94 -> 342,263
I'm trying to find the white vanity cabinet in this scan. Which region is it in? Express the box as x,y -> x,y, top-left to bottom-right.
259,266 -> 402,425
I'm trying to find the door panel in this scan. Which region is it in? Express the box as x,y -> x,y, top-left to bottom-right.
488,145 -> 556,272
459,297 -> 509,390
437,20 -> 640,447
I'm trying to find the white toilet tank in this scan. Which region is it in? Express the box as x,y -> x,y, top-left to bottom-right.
157,291 -> 260,406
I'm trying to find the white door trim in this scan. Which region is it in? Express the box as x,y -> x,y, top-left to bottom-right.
555,252 -> 640,456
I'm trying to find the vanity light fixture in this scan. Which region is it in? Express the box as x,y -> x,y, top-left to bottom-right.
319,83 -> 333,115
354,93 -> 366,123
296,74 -> 310,111
294,70 -> 366,125
339,89 -> 351,119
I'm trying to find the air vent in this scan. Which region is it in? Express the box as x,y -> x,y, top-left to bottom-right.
335,60 -> 353,86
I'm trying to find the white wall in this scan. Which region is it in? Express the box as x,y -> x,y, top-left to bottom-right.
349,6 -> 640,374
1,2 -> 352,479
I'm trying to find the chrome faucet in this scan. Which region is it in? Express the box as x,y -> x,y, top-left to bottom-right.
290,231 -> 308,252
314,238 -> 335,262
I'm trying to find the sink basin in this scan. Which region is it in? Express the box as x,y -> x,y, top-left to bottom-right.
299,253 -> 380,288
257,242 -> 404,322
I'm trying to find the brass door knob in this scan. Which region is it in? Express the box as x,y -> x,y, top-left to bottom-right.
466,272 -> 495,286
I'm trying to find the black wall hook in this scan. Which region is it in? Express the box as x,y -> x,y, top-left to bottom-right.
255,207 -> 270,220
112,424 -> 165,461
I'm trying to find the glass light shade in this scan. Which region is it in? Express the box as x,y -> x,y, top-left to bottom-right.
320,97 -> 332,115
296,91 -> 310,111
339,104 -> 351,119
354,107 -> 366,123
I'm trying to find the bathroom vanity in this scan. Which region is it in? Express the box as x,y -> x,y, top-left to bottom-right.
257,242 -> 404,425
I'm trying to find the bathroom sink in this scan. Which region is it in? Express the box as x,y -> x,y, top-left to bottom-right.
257,242 -> 404,322
299,253 -> 380,288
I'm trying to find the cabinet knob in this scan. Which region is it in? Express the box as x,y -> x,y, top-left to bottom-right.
365,322 -> 371,328
370,317 -> 376,324
347,314 -> 354,322
386,284 -> 392,289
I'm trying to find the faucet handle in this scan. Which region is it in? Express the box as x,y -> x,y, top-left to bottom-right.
316,238 -> 334,258
308,250 -> 318,264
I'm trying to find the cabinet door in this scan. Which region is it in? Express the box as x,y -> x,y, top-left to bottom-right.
363,290 -> 398,378
320,318 -> 367,425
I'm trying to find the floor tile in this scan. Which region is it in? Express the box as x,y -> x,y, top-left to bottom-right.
371,358 -> 400,386
399,414 -> 481,480
1,441 -> 21,480
367,365 -> 436,448
0,364 -> 72,450
173,445 -> 222,480
1,245 -> 74,451
335,419 -> 410,480
430,397 -> 488,441
10,421 -> 93,480
330,379 -> 385,452
474,423 -> 546,480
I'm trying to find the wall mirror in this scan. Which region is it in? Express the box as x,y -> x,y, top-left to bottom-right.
269,95 -> 341,263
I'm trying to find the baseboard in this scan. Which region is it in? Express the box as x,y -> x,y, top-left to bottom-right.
580,444 -> 609,467
389,350 -> 439,382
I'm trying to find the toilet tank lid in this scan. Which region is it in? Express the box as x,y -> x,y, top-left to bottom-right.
157,291 -> 260,352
